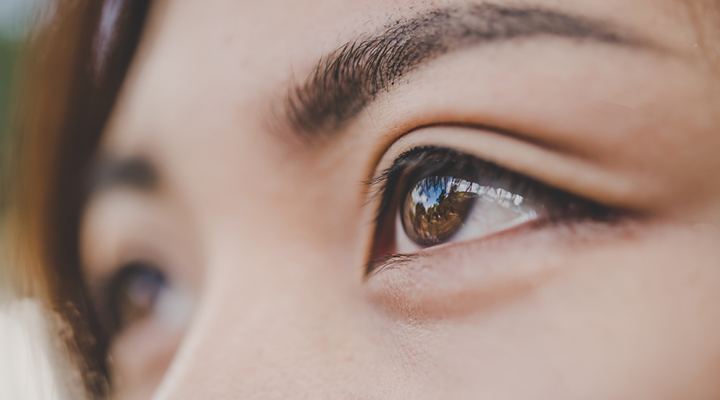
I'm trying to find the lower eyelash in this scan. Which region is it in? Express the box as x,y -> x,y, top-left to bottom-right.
363,153 -> 418,222
365,253 -> 418,281
364,215 -> 614,279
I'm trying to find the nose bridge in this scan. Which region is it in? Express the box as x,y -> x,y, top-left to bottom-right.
151,239 -> 385,399
148,140 -> 394,397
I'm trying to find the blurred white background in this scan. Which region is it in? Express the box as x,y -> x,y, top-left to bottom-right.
0,300 -> 61,400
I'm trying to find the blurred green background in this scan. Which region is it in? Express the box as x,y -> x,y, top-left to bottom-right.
1,0 -> 44,148
0,36 -> 19,145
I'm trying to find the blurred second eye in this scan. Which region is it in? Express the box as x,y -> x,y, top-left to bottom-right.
112,263 -> 167,330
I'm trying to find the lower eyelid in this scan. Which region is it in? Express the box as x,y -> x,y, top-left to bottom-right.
369,217 -> 548,279
368,206 -> 553,278
372,215 -> 538,266
366,240 -> 557,319
366,220 -> 630,318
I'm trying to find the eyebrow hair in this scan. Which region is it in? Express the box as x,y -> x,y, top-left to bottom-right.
284,3 -> 646,140
87,155 -> 158,196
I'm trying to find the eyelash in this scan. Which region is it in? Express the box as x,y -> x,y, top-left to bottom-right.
366,146 -> 617,275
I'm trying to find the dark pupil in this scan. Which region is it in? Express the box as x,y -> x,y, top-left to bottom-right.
114,265 -> 166,329
402,176 -> 478,247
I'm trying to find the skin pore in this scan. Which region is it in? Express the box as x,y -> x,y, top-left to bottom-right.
79,0 -> 720,399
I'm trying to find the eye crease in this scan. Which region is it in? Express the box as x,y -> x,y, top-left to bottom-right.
368,146 -> 616,275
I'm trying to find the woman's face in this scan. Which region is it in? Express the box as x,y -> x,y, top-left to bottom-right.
79,0 -> 720,399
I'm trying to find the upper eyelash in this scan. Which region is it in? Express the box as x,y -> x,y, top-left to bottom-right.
366,146 -> 514,224
368,146 -> 619,225
365,146 -> 457,223
363,166 -> 395,212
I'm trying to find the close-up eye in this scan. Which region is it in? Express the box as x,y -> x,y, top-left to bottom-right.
371,146 -> 613,261
7,0 -> 720,398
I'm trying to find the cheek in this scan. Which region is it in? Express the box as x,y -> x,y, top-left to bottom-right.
368,223 -> 720,399
109,320 -> 184,400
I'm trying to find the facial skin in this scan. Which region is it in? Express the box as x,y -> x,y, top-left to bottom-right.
79,0 -> 720,399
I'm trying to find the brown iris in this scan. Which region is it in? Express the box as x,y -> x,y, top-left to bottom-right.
402,176 -> 479,247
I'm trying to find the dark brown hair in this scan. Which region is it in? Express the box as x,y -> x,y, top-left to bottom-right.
7,0 -> 151,396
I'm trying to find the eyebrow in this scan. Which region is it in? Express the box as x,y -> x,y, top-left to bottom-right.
87,155 -> 159,196
283,3 -> 647,140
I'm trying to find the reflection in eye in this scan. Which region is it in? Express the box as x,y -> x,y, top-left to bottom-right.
402,176 -> 542,249
369,146 -> 613,272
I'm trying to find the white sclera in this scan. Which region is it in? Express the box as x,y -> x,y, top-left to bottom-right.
397,182 -> 545,254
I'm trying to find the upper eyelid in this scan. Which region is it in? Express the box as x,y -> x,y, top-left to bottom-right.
364,134 -> 632,214
383,146 -> 623,215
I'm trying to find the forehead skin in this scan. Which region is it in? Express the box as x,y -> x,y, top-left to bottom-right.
86,0 -> 720,399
